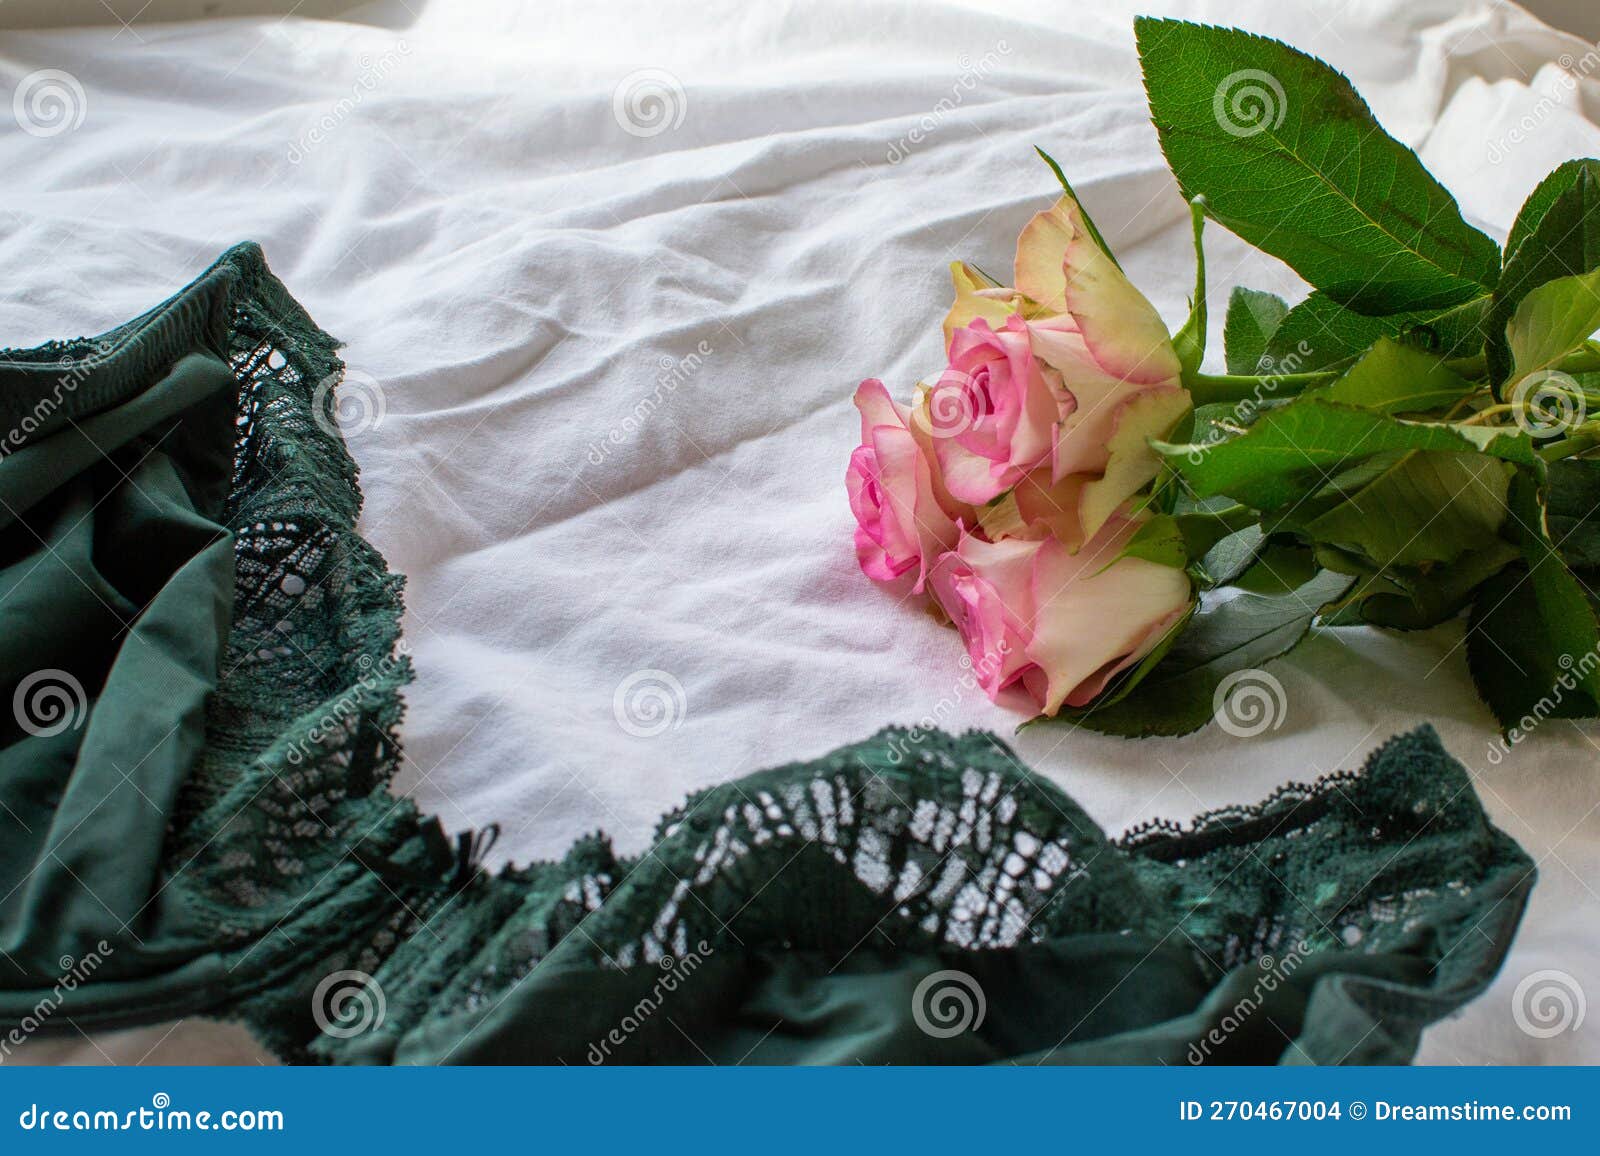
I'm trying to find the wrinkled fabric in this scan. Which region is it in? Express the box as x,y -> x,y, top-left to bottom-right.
0,0 -> 1594,1064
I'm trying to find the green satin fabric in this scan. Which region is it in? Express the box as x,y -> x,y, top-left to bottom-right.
0,246 -> 1536,1065
1,304 -> 238,1019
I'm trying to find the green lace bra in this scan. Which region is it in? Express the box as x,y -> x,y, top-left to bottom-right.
0,245 -> 1534,1064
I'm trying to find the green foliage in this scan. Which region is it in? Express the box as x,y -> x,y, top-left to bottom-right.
1153,398 -> 1536,512
1136,18 -> 1499,312
990,21 -> 1600,738
1051,567 -> 1353,737
1467,475 -> 1600,730
1506,267 -> 1600,384
1487,160 -> 1600,384
1306,338 -> 1475,415
1223,288 -> 1287,375
1259,292 -> 1487,374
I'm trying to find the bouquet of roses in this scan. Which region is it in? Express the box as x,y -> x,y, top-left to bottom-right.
848,18 -> 1600,738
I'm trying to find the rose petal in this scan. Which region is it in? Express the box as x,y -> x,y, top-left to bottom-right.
1025,522 -> 1192,715
943,262 -> 1023,351
854,378 -> 907,436
1074,386 -> 1191,543
1016,194 -> 1181,385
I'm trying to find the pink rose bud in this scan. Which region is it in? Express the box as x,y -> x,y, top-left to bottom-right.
846,379 -> 960,591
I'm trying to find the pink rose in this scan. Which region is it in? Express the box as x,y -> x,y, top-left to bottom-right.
846,379 -> 960,590
1016,193 -> 1190,543
928,316 -> 1064,505
929,515 -> 1191,715
925,535 -> 1038,698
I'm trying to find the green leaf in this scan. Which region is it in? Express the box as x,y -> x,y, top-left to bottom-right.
1198,526 -> 1266,587
1260,292 -> 1405,372
1506,266 -> 1600,385
1119,513 -> 1188,570
1230,540 -> 1319,594
1135,18 -> 1499,312
1048,566 -> 1353,737
1506,159 -> 1600,263
1316,539 -> 1519,629
1154,398 -> 1538,512
1290,450 -> 1511,567
1546,458 -> 1600,572
1034,146 -> 1120,268
1260,291 -> 1487,373
1467,475 -> 1600,729
1488,160 -> 1600,384
1169,497 -> 1269,588
1223,287 -> 1289,374
1305,337 -> 1476,415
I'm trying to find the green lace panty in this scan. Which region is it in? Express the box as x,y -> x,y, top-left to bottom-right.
0,246 -> 1534,1064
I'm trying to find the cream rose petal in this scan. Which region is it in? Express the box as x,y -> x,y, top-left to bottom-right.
1025,525 -> 1192,715
1074,386 -> 1192,543
1015,194 -> 1181,385
942,262 -> 1023,351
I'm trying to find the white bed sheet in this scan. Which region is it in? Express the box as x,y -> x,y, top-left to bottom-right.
2,0 -> 1596,1066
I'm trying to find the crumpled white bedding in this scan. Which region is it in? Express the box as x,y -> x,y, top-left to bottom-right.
2,0 -> 1596,1066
